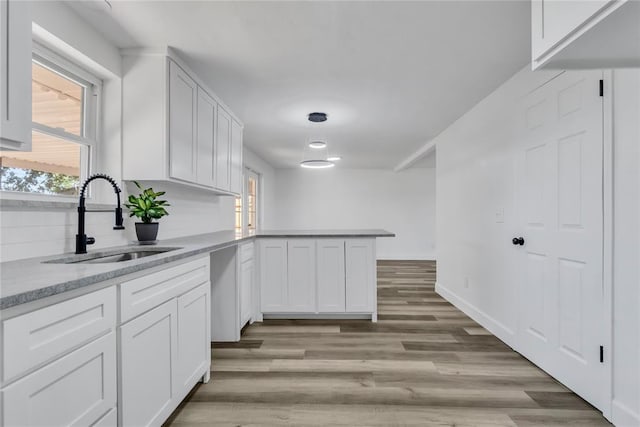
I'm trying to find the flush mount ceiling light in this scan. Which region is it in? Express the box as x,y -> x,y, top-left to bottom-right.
327,156 -> 342,161
308,112 -> 328,123
300,160 -> 335,169
309,141 -> 327,149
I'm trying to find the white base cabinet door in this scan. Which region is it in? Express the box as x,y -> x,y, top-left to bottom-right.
240,258 -> 254,326
2,332 -> 117,427
176,283 -> 211,396
260,239 -> 288,312
120,300 -> 178,427
317,239 -> 346,313
287,239 -> 316,312
345,239 -> 375,313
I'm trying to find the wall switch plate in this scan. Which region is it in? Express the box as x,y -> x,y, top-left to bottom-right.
495,207 -> 505,223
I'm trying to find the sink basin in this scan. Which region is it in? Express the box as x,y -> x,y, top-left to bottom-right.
44,247 -> 182,264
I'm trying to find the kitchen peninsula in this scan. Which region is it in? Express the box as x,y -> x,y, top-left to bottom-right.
0,229 -> 394,426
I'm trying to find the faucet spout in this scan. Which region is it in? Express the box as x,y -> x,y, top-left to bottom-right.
76,174 -> 125,254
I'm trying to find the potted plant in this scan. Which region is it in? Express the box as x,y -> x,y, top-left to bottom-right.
124,181 -> 170,242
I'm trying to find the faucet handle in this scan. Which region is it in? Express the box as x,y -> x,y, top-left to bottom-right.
86,237 -> 96,245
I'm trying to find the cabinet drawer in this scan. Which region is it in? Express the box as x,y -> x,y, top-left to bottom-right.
2,332 -> 116,427
2,286 -> 116,384
120,257 -> 209,323
239,241 -> 254,263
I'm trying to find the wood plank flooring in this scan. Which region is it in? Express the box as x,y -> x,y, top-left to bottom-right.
165,260 -> 610,426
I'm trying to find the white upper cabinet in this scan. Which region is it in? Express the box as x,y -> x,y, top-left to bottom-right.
215,106 -> 232,191
169,61 -> 198,183
0,0 -> 32,151
531,0 -> 639,69
230,119 -> 244,195
196,87 -> 217,188
122,48 -> 243,195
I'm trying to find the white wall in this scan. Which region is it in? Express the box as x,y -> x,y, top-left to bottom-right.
435,65 -> 640,425
610,69 -> 640,426
272,167 -> 436,260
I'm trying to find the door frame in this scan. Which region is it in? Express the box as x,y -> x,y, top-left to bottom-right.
602,69 -> 614,420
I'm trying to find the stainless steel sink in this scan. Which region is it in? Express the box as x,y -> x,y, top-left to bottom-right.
44,247 -> 182,264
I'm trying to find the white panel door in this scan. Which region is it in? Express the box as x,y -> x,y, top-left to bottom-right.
317,239 -> 346,313
259,239 -> 288,312
120,300 -> 178,427
2,333 -> 116,427
230,119 -> 243,195
196,87 -> 216,187
215,106 -> 232,191
176,283 -> 210,399
516,70 -> 604,409
345,239 -> 375,312
169,60 -> 198,183
287,239 -> 316,312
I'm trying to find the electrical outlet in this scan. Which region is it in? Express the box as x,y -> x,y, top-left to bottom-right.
464,277 -> 470,289
495,207 -> 505,223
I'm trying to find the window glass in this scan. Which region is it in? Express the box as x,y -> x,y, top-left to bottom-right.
0,131 -> 82,196
32,61 -> 85,136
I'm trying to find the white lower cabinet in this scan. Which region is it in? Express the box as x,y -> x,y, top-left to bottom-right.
120,257 -> 211,427
0,257 -> 211,427
120,300 -> 178,427
176,283 -> 211,395
345,239 -> 375,313
317,239 -> 346,313
2,332 -> 117,427
259,239 -> 288,312
287,239 -> 316,312
259,238 -> 377,317
240,256 -> 254,326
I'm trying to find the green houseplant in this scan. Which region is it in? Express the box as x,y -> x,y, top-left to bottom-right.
124,181 -> 170,242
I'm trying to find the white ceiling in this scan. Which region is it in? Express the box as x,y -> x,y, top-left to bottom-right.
68,0 -> 530,169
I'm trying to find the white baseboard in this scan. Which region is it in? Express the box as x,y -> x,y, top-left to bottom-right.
435,282 -> 515,347
612,400 -> 640,427
377,253 -> 436,261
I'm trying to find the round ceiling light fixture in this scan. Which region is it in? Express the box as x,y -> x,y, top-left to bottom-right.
327,156 -> 341,161
300,160 -> 335,169
308,112 -> 328,123
309,141 -> 327,149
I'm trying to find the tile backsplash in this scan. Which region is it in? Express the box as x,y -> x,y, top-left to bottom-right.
0,188 -> 235,262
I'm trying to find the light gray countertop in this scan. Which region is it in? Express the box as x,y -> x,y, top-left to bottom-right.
0,229 -> 394,310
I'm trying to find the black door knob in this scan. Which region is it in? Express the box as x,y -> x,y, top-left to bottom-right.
512,237 -> 524,246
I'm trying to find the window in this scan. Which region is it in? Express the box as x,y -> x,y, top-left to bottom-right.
234,195 -> 243,233
235,168 -> 260,234
0,45 -> 100,197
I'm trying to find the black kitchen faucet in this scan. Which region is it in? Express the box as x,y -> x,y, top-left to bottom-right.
76,174 -> 125,254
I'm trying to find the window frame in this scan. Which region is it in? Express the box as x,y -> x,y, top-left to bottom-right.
0,42 -> 102,201
243,167 -> 261,233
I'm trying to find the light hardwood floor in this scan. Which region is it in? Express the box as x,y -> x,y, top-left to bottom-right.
165,260 -> 610,426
